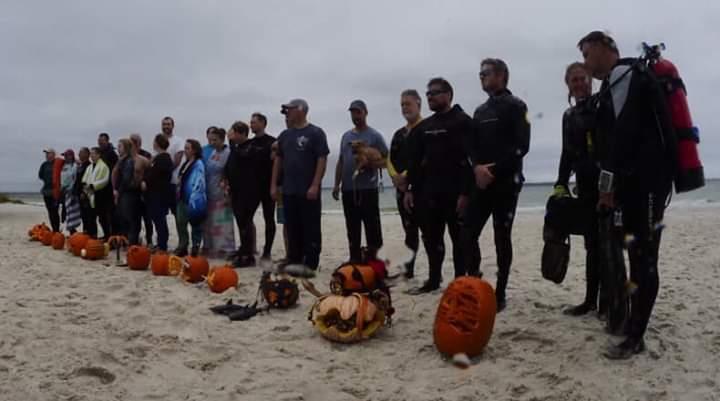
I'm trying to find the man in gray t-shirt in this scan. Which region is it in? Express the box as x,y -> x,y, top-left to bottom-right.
332,100 -> 388,262
271,99 -> 329,276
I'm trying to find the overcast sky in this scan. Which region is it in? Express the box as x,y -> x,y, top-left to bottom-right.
1,0 -> 718,192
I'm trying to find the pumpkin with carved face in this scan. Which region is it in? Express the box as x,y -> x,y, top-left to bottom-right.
310,293 -> 387,343
180,256 -> 209,283
29,223 -> 50,241
207,266 -> 238,293
433,277 -> 497,358
261,273 -> 299,309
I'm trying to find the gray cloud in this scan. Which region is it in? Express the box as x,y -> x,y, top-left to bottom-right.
1,0 -> 718,191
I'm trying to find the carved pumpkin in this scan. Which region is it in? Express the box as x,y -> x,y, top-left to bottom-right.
261,273 -> 299,309
51,233 -> 66,250
29,223 -> 50,241
41,230 -> 54,246
127,245 -> 151,270
167,255 -> 184,276
81,239 -> 107,260
433,277 -> 497,358
330,263 -> 380,295
180,256 -> 209,283
207,266 -> 239,293
68,233 -> 91,257
310,293 -> 386,343
150,252 -> 171,276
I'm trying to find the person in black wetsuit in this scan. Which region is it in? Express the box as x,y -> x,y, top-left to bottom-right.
404,77 -> 473,294
554,62 -> 604,317
225,121 -> 262,267
579,31 -> 677,359
250,112 -> 277,261
131,133 -> 154,247
462,58 -> 530,312
388,89 -> 423,278
142,134 -> 174,252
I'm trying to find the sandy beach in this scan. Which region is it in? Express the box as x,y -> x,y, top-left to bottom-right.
0,202 -> 718,401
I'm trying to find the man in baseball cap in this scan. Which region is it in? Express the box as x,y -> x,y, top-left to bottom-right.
332,98 -> 388,262
281,98 -> 309,113
272,97 -> 330,278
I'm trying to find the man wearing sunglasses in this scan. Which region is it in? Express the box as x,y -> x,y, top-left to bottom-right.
462,58 -> 530,313
404,78 -> 473,294
270,99 -> 330,278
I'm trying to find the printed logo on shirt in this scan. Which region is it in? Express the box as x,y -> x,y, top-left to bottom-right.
424,129 -> 448,136
296,135 -> 309,151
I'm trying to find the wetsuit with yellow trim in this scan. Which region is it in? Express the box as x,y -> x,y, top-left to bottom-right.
388,117 -> 422,277
555,98 -> 604,316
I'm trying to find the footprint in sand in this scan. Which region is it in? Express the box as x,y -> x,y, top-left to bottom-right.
72,366 -> 116,384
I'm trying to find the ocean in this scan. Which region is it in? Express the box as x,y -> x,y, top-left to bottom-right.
7,179 -> 720,213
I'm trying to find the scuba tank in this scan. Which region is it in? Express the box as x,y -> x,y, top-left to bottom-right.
643,43 -> 705,193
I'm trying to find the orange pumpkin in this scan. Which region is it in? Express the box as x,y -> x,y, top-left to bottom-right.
127,245 -> 151,270
206,266 -> 239,293
150,253 -> 170,275
41,230 -> 54,246
51,233 -> 66,250
29,223 -> 50,241
81,239 -> 106,260
433,277 -> 497,358
180,256 -> 210,283
310,293 -> 386,343
68,233 -> 91,256
330,263 -> 378,295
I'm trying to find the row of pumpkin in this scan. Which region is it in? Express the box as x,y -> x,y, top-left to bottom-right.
28,223 -> 239,294
28,223 -> 498,361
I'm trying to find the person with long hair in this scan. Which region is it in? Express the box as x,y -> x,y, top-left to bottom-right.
175,139 -> 207,256
554,62 -> 604,317
203,128 -> 235,258
61,149 -> 82,234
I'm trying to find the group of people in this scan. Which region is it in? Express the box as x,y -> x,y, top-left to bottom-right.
38,115 -> 280,268
38,31 -> 679,360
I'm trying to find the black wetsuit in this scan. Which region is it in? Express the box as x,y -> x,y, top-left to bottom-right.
407,105 -> 473,286
555,99 -> 603,312
251,134 -> 277,259
462,89 -> 530,304
117,157 -> 142,245
225,139 -> 262,260
390,125 -> 420,275
596,58 -> 677,342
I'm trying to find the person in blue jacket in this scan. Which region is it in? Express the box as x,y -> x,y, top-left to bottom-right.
175,139 -> 207,257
